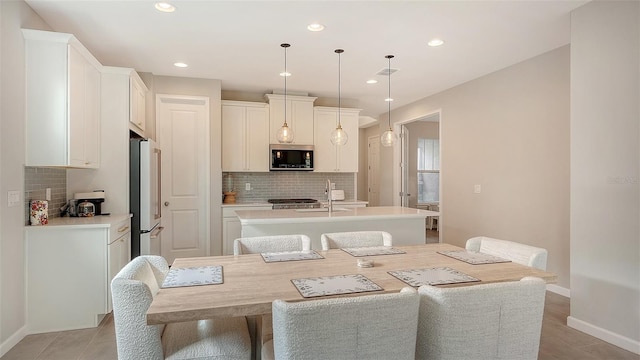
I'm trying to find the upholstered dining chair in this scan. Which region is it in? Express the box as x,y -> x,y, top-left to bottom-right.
262,287 -> 420,360
233,234 -> 311,255
111,255 -> 252,360
415,277 -> 546,360
320,230 -> 393,250
465,236 -> 548,270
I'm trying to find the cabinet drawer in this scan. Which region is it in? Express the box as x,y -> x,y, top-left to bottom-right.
109,218 -> 131,244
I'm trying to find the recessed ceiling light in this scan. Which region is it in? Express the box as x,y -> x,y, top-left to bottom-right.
385,98 -> 394,102
307,23 -> 325,32
279,72 -> 291,77
155,2 -> 175,12
366,79 -> 378,84
174,62 -> 188,68
428,38 -> 444,47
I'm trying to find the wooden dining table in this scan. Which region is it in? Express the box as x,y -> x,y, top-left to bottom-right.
146,243 -> 557,325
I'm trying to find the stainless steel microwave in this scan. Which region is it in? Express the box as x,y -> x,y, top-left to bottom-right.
270,144 -> 314,171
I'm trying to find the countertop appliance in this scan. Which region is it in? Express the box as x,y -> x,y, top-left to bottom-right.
73,191 -> 106,215
130,139 -> 164,258
268,198 -> 320,209
270,144 -> 314,171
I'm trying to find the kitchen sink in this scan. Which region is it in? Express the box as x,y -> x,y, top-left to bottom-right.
295,207 -> 351,213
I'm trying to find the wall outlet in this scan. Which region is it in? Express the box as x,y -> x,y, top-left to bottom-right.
45,188 -> 51,201
331,183 -> 336,190
7,190 -> 20,207
474,184 -> 481,194
245,183 -> 251,191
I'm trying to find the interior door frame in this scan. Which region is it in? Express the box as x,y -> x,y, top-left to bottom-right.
392,110 -> 442,239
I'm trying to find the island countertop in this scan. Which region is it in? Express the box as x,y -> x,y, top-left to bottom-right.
235,206 -> 439,225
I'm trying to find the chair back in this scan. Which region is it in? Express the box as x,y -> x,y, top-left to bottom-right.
272,288 -> 419,360
111,255 -> 169,360
416,277 -> 546,360
320,231 -> 392,250
233,234 -> 311,255
465,236 -> 548,270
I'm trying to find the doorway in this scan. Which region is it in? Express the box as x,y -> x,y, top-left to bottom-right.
393,111 -> 441,243
156,94 -> 210,263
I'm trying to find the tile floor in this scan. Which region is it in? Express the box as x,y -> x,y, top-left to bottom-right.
2,291 -> 637,360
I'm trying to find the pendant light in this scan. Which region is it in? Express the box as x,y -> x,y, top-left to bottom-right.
330,49 -> 348,146
381,54 -> 397,147
276,43 -> 294,143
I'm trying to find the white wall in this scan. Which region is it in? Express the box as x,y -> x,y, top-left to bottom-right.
0,1 -> 51,354
376,46 -> 571,289
569,0 -> 639,353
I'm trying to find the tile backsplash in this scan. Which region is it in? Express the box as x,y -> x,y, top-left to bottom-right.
24,167 -> 67,224
225,172 -> 356,201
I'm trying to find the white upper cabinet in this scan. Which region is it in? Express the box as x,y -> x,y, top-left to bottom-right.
129,72 -> 148,137
23,29 -> 101,169
222,101 -> 270,172
313,106 -> 360,172
265,94 -> 316,145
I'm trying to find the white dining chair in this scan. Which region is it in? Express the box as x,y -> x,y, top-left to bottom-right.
111,255 -> 252,360
233,234 -> 311,255
465,236 -> 548,270
415,277 -> 546,360
262,287 -> 419,360
320,231 -> 393,250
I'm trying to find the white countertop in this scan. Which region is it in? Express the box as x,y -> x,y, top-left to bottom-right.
235,206 -> 438,225
25,213 -> 131,229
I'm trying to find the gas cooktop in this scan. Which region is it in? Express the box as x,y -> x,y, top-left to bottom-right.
267,198 -> 318,204
268,198 -> 320,209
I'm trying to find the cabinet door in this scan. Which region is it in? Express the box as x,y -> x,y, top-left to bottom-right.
291,100 -> 314,144
313,109 -> 338,172
245,106 -> 269,171
108,232 -> 131,312
336,111 -> 359,172
222,105 -> 247,171
68,46 -> 100,168
130,76 -> 146,135
222,217 -> 242,255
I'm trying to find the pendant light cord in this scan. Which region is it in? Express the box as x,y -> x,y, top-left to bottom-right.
336,49 -> 344,128
387,54 -> 394,131
283,44 -> 288,126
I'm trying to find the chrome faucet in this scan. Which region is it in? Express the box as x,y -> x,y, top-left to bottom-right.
326,179 -> 333,213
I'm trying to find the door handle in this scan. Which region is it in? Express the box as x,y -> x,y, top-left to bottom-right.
164,202 -> 170,206
150,226 -> 165,239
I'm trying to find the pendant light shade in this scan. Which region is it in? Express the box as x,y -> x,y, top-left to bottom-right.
330,49 -> 348,146
381,54 -> 397,147
277,43 -> 294,143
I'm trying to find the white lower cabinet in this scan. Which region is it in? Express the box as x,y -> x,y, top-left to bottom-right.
222,205 -> 272,255
25,216 -> 131,333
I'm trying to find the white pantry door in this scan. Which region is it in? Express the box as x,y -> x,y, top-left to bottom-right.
368,136 -> 380,206
157,95 -> 210,263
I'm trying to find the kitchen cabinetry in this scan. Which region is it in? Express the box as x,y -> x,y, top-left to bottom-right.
25,215 -> 131,333
68,67 -> 141,216
265,94 -> 317,145
129,72 -> 148,137
222,101 -> 269,172
313,106 -> 361,172
23,29 -> 101,168
222,205 -> 272,255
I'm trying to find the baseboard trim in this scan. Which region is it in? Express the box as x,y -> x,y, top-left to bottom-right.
567,316 -> 640,355
0,325 -> 27,357
546,284 -> 570,297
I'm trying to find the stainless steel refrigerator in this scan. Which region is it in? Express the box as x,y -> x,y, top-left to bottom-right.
130,138 -> 163,258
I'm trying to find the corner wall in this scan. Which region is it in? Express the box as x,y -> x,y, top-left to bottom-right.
378,46 -> 571,289
0,0 -> 52,354
569,1 -> 639,352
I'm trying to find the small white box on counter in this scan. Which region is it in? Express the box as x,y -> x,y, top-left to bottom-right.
331,190 -> 345,201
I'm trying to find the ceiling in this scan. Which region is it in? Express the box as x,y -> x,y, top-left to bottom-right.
25,0 -> 587,119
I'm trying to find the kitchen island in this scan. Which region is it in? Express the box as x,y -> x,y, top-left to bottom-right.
235,206 -> 439,249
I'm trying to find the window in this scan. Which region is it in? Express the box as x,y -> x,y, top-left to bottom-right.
417,138 -> 439,203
